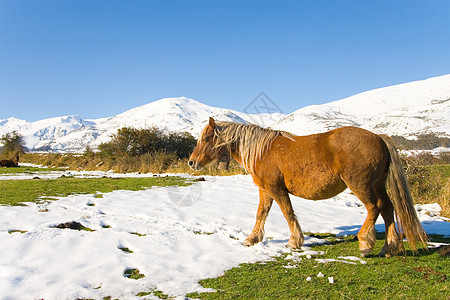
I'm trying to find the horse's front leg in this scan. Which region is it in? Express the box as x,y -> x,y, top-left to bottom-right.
244,189 -> 273,246
271,189 -> 304,249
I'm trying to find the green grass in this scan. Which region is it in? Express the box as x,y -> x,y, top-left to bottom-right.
118,246 -> 134,254
123,268 -> 145,280
136,289 -> 173,299
0,176 -> 191,206
187,233 -> 450,300
0,165 -> 64,174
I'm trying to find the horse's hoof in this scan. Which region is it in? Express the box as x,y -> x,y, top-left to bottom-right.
286,241 -> 302,249
379,243 -> 402,257
243,240 -> 253,247
243,237 -> 258,247
360,249 -> 372,258
379,249 -> 396,258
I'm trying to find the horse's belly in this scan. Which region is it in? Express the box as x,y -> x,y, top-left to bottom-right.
286,175 -> 347,200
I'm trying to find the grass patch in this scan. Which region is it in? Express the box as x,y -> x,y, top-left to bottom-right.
137,289 -> 173,299
0,165 -> 63,174
0,176 -> 191,206
187,233 -> 450,300
123,268 -> 145,280
194,230 -> 215,235
8,230 -> 27,234
118,247 -> 134,254
130,232 -> 147,237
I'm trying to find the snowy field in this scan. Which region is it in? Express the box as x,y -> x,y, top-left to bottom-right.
0,172 -> 448,299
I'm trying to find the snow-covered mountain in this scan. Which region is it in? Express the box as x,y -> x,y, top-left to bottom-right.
0,116 -> 96,152
0,98 -> 283,152
1,74 -> 449,152
274,74 -> 450,137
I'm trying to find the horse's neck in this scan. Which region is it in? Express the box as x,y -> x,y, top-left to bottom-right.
230,150 -> 243,166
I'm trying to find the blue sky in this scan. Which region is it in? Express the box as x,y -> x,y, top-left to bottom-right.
1,0 -> 450,121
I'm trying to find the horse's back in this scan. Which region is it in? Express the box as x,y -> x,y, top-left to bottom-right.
263,126 -> 389,200
325,126 -> 389,173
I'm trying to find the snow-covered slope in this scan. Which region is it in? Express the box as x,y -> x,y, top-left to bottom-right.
1,74 -> 449,152
274,74 -> 450,137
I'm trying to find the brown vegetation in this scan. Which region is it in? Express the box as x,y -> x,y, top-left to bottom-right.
20,152 -> 246,175
403,153 -> 449,218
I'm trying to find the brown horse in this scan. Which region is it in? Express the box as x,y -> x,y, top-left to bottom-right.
0,152 -> 20,167
189,117 -> 429,257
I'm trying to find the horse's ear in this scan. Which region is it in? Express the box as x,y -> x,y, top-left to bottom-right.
209,117 -> 216,129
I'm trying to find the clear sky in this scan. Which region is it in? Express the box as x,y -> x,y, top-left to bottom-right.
1,0 -> 450,121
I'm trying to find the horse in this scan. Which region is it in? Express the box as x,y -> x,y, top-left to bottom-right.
0,152 -> 20,167
188,117 -> 429,257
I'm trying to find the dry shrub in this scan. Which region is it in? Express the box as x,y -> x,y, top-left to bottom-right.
404,154 -> 450,218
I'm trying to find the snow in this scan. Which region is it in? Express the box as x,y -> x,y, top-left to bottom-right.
0,173 -> 448,299
1,74 -> 450,152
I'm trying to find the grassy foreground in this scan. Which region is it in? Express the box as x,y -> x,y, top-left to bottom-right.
187,233 -> 449,300
0,170 -> 190,206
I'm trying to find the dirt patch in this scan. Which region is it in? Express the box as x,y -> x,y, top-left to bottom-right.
53,221 -> 94,231
413,266 -> 446,282
438,245 -> 450,257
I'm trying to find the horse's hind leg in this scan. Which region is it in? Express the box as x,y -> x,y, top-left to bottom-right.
376,186 -> 404,257
344,182 -> 380,257
358,198 -> 379,257
244,189 -> 273,246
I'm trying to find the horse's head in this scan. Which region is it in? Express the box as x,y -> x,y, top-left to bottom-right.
188,117 -> 230,171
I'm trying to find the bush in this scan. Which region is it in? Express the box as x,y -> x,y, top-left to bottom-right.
98,127 -> 196,159
0,131 -> 26,155
403,153 -> 450,218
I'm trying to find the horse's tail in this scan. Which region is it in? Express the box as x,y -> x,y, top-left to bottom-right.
380,135 -> 429,253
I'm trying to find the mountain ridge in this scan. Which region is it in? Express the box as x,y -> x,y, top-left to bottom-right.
1,75 -> 449,152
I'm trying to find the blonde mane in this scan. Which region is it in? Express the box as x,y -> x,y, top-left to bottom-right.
211,122 -> 295,174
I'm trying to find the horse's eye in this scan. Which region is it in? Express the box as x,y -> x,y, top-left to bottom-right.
202,135 -> 212,142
